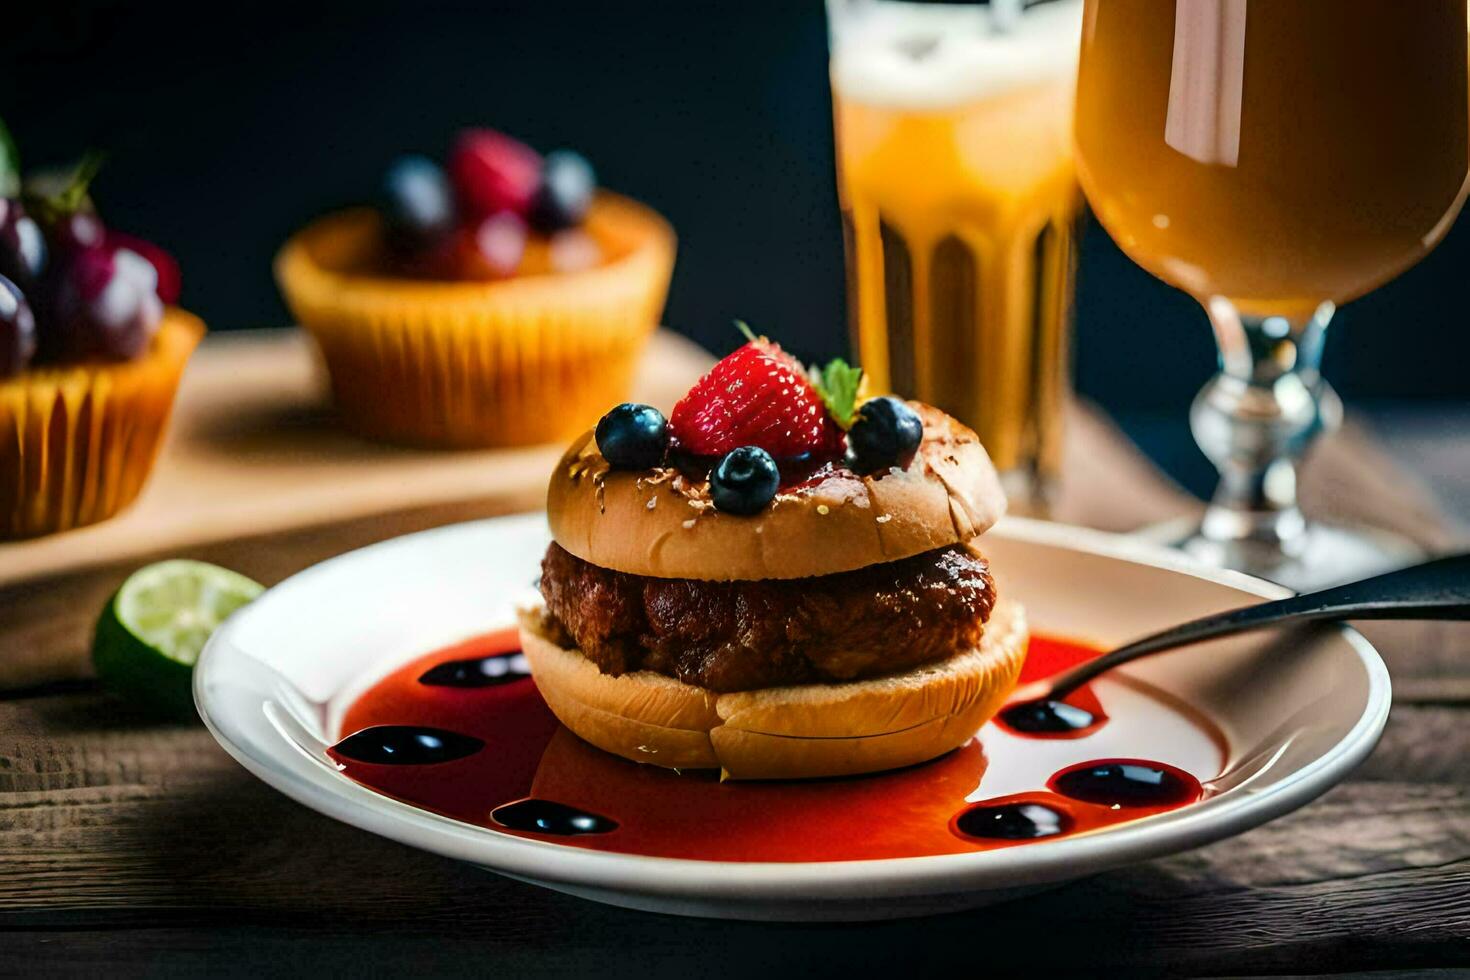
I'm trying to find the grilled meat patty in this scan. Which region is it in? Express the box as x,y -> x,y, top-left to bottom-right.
537,542 -> 996,692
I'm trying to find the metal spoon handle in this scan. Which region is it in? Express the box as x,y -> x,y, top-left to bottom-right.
1045,552 -> 1470,700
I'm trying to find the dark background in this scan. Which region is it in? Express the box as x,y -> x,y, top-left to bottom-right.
6,1 -> 1468,496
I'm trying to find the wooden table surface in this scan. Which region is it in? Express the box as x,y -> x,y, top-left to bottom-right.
2,333 -> 1468,977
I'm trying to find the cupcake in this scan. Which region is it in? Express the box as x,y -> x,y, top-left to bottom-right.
0,152 -> 201,539
276,130 -> 675,448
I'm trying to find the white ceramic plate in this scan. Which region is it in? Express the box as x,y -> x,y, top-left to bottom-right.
196,514 -> 1390,921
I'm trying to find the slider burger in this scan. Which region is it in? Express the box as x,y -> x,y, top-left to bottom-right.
518,327 -> 1027,780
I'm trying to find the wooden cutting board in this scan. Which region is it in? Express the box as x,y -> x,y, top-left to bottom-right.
0,328 -> 713,590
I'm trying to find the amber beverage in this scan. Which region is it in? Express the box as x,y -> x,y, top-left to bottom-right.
1075,0 -> 1469,320
829,0 -> 1084,512
1072,0 -> 1468,589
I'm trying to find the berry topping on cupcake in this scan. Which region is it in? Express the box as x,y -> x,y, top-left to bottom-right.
531,150 -> 596,232
105,230 -> 182,306
380,154 -> 456,258
0,198 -> 46,289
0,147 -> 178,377
0,275 -> 36,377
450,129 -> 543,220
377,129 -> 605,281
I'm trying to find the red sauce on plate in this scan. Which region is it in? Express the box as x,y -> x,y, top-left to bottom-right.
329,629 -> 1209,862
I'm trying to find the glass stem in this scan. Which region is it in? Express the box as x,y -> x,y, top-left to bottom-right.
1189,299 -> 1341,558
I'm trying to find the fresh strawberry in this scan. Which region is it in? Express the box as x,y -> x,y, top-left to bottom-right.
448,129 -> 542,220
669,335 -> 841,459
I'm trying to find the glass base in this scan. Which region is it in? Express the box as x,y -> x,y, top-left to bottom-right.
1134,518 -> 1424,593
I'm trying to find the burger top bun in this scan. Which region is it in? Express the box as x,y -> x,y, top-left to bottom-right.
546,403 -> 1006,581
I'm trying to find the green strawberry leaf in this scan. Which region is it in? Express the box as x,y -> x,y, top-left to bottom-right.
57,150 -> 104,211
813,357 -> 864,429
23,150 -> 105,227
733,319 -> 759,344
0,119 -> 18,198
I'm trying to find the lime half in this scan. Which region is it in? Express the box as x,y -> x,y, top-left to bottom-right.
93,560 -> 264,720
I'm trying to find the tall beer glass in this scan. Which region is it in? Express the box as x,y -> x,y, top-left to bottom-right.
829,0 -> 1084,514
1075,0 -> 1468,588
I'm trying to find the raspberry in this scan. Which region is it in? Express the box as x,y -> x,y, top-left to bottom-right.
448,129 -> 542,220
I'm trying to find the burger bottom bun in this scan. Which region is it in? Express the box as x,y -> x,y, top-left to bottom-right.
517,597 -> 1028,780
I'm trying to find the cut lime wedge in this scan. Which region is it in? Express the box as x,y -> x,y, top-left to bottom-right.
93,560 -> 264,720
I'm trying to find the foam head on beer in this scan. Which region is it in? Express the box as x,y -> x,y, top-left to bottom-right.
829,0 -> 1083,111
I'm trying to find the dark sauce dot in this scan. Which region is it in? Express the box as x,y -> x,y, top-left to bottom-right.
955,802 -> 1070,841
491,798 -> 618,836
1000,699 -> 1097,734
418,651 -> 531,688
332,726 -> 484,765
1050,760 -> 1201,808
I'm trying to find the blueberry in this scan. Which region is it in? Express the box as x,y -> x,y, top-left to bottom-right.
709,446 -> 780,515
847,396 -> 923,472
530,150 -> 596,232
595,403 -> 668,469
381,155 -> 455,252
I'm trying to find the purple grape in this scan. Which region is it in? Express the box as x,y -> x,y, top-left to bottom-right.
49,210 -> 105,256
0,199 -> 46,289
0,274 -> 36,378
51,245 -> 162,361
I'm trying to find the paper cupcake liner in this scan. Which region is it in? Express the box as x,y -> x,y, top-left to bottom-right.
275,194 -> 676,448
0,310 -> 203,539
